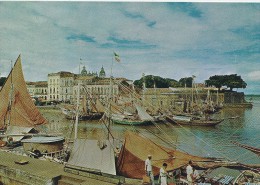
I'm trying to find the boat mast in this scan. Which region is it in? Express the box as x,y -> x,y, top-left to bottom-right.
74,82 -> 81,140
6,60 -> 14,127
142,73 -> 146,106
107,54 -> 114,140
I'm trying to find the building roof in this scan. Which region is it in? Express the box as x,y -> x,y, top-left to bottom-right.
26,81 -> 48,87
48,71 -> 75,77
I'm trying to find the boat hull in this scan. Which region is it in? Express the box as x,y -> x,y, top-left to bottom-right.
66,112 -> 103,120
112,119 -> 152,125
166,116 -> 223,126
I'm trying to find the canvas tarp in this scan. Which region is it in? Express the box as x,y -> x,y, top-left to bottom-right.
117,131 -> 211,179
67,139 -> 116,175
3,126 -> 34,141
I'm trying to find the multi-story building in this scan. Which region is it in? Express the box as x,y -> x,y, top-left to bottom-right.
47,65 -> 123,103
26,81 -> 48,100
48,71 -> 75,102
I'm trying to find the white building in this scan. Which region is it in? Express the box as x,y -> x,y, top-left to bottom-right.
26,81 -> 48,100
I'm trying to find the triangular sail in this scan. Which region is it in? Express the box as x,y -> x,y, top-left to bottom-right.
0,55 -> 47,128
135,103 -> 154,121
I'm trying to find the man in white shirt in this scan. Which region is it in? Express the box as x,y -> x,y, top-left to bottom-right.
159,163 -> 168,185
186,160 -> 193,185
145,154 -> 154,185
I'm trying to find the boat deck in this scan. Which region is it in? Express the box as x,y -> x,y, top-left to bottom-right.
0,150 -> 142,185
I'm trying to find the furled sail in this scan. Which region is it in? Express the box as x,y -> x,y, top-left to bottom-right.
117,131 -> 210,179
135,103 -> 154,121
0,55 -> 47,128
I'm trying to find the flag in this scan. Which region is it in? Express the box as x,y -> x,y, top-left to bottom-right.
114,52 -> 120,62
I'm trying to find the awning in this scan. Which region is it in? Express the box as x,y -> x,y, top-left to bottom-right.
67,139 -> 116,175
3,126 -> 34,141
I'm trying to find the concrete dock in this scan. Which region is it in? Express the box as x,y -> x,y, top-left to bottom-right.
0,150 -> 141,185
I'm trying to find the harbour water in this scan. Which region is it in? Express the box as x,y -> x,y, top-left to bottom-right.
40,95 -> 260,165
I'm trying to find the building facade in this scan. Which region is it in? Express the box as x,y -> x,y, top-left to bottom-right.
26,81 -> 48,100
46,65 -> 122,103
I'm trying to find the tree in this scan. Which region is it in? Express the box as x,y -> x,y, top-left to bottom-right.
205,75 -> 224,91
225,74 -> 247,91
205,74 -> 247,91
179,77 -> 193,87
133,75 -> 179,89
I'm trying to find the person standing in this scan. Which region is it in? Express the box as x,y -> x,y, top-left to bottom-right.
186,160 -> 193,185
159,163 -> 168,185
145,154 -> 154,185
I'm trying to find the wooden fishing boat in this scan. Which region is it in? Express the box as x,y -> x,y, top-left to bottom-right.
111,103 -> 155,125
166,115 -> 224,126
0,55 -> 64,158
61,94 -> 104,121
0,55 -> 47,142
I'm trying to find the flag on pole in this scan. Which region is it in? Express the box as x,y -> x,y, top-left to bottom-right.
114,52 -> 121,62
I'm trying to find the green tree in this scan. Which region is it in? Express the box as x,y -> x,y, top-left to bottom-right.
133,75 -> 179,89
179,77 -> 193,87
225,74 -> 247,91
205,74 -> 247,91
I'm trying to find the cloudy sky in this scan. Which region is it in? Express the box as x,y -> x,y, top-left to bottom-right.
0,2 -> 259,94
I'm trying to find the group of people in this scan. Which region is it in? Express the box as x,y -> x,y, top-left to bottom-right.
145,154 -> 170,185
145,155 -> 199,185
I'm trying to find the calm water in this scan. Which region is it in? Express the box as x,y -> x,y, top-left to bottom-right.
40,95 -> 260,165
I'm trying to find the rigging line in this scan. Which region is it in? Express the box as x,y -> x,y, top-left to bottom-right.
232,144 -> 260,161
144,127 -> 178,148
116,80 -> 209,153
165,120 -> 233,161
115,77 -> 251,162
215,118 -> 256,160
109,81 -> 175,147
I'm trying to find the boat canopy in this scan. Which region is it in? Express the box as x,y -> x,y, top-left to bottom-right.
21,136 -> 64,143
3,126 -> 34,141
67,139 -> 116,175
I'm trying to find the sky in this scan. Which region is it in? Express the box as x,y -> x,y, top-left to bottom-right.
0,2 -> 259,94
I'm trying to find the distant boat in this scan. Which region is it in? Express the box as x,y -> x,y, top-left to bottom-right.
112,103 -> 155,125
166,115 -> 223,126
0,55 -> 64,158
61,94 -> 104,120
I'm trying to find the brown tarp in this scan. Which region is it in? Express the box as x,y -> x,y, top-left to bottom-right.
117,131 -> 210,179
0,55 -> 47,128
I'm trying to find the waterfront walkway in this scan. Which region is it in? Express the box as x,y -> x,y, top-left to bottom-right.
0,150 -> 141,185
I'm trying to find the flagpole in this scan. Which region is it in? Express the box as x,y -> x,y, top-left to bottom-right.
107,54 -> 114,140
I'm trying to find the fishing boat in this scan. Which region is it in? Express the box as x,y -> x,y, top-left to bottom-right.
61,94 -> 104,121
0,55 -> 64,158
166,115 -> 224,126
112,103 -> 155,125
